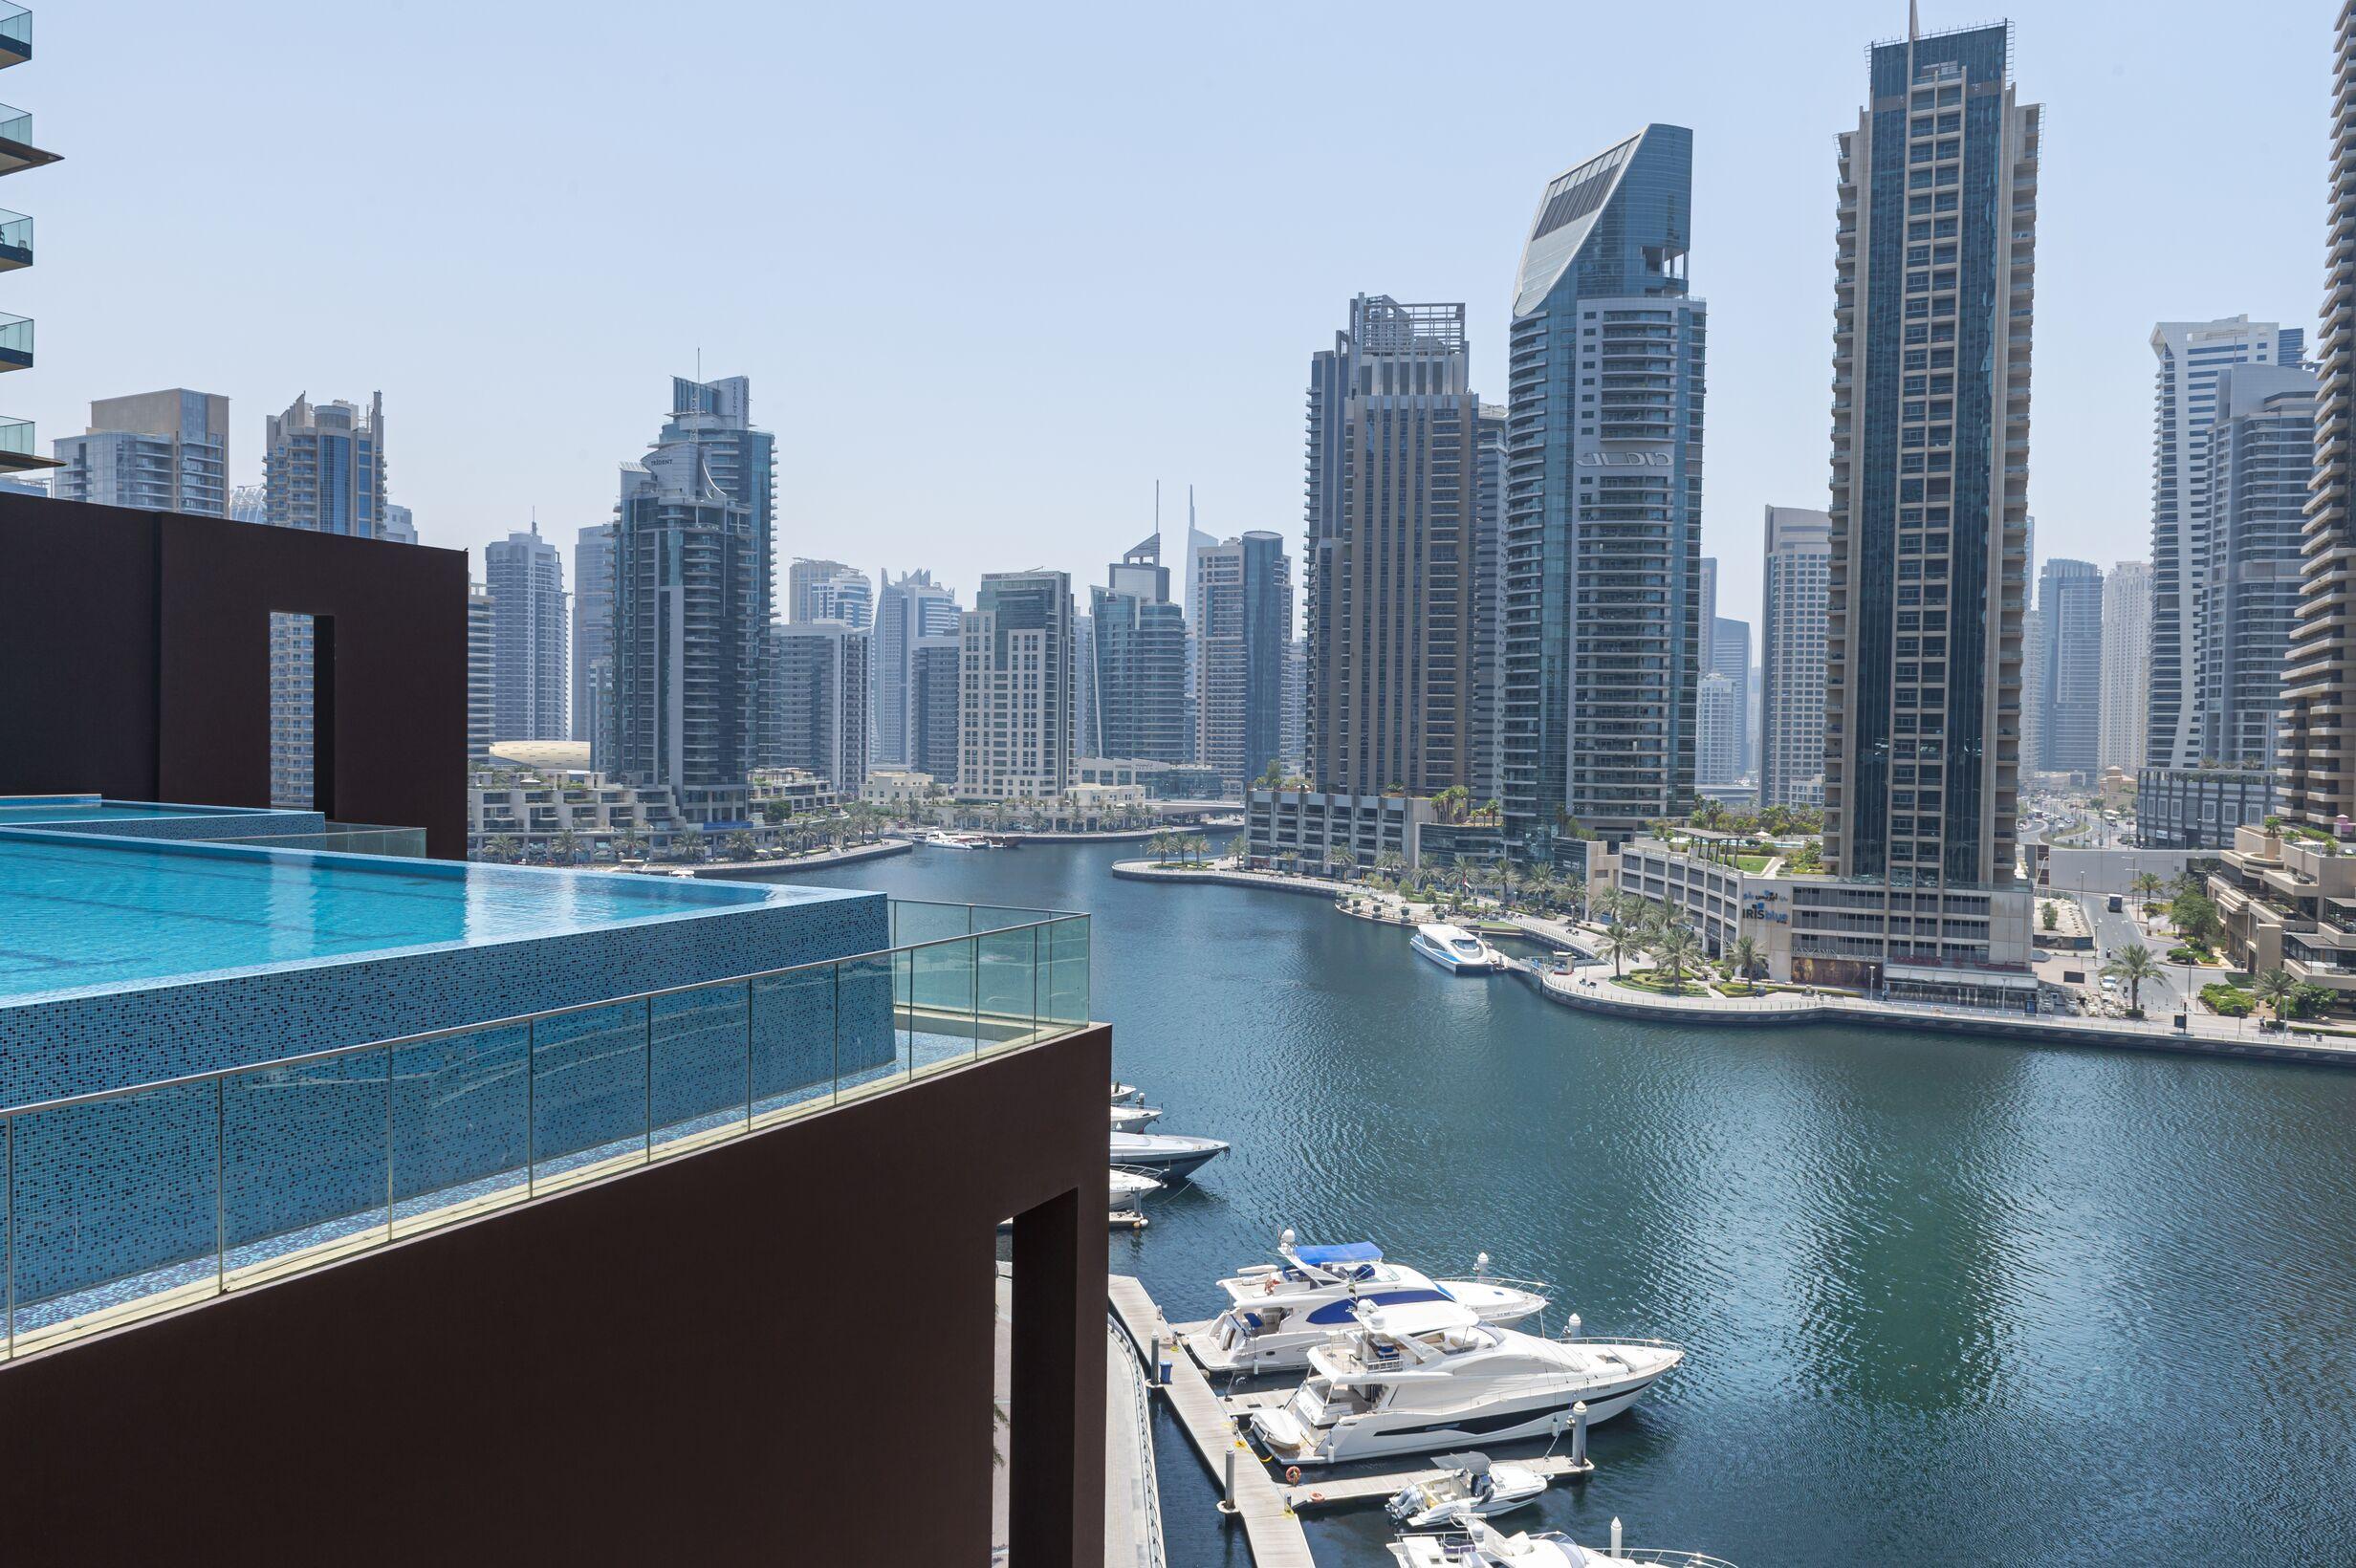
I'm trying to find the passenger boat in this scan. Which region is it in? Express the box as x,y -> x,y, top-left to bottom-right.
1411,923 -> 1504,973
1388,1518 -> 1736,1567
1251,1300 -> 1681,1466
922,831 -> 991,850
1195,1235 -> 1550,1374
1110,1102 -> 1164,1133
1385,1451 -> 1548,1528
1109,1129 -> 1228,1185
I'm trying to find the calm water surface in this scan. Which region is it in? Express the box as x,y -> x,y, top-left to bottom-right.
786,841 -> 2356,1566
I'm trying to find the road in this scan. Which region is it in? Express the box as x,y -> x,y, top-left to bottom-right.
2076,891 -> 2200,1017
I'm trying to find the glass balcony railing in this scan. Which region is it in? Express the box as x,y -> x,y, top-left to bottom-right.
0,207 -> 28,269
0,6 -> 27,62
0,312 -> 32,369
0,899 -> 1090,1359
0,414 -> 33,454
0,104 -> 28,145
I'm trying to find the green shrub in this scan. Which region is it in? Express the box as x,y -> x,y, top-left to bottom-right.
2200,982 -> 2255,1017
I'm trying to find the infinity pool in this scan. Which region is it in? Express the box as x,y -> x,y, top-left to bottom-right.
0,830 -> 785,1002
0,798 -> 247,825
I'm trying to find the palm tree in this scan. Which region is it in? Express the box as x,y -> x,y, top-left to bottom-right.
1728,935 -> 1764,985
1331,844 -> 1359,881
1653,924 -> 1701,993
482,834 -> 521,864
1375,848 -> 1407,885
2130,871 -> 2164,915
547,829 -> 583,865
1599,920 -> 1634,978
2254,967 -> 2301,1024
2102,943 -> 2160,1013
724,830 -> 759,863
615,834 -> 648,863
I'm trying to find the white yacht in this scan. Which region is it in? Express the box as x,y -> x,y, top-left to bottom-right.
1195,1235 -> 1550,1374
1251,1300 -> 1681,1466
1108,1168 -> 1161,1216
1109,1103 -> 1164,1133
923,831 -> 989,850
1109,1129 -> 1227,1185
1111,1081 -> 1145,1105
1388,1518 -> 1735,1567
1412,923 -> 1504,973
1385,1451 -> 1548,1528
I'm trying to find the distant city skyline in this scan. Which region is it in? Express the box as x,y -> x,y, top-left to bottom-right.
13,4 -> 2330,632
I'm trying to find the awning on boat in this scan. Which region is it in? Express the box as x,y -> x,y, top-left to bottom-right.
1294,1241 -> 1383,1267
1429,1451 -> 1493,1473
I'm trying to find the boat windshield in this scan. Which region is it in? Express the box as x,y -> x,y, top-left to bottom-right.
1451,938 -> 1484,954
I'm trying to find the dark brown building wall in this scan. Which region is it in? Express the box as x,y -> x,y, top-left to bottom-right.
1,1027 -> 1110,1567
0,491 -> 467,856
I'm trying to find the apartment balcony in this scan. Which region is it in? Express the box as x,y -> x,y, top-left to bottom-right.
0,102 -> 54,175
0,206 -> 28,271
0,6 -> 28,67
0,412 -> 53,470
0,311 -> 31,371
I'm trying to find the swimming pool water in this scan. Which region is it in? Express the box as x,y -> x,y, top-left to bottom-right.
0,800 -> 230,824
0,832 -> 784,1001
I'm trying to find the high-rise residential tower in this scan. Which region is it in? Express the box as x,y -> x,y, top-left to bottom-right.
1817,20 -> 2039,989
958,570 -> 1075,800
2147,316 -> 2302,773
467,583 -> 493,767
611,375 -> 774,822
1502,125 -> 1707,854
1471,403 -> 1510,802
53,390 -> 228,514
2031,559 -> 2103,773
787,557 -> 872,629
1302,294 -> 1484,797
910,634 -> 961,782
573,521 -> 615,765
1194,532 -> 1291,795
873,569 -> 961,767
485,524 -> 567,743
1760,506 -> 1833,807
1700,616 -> 1751,785
760,620 -> 870,790
263,392 -> 389,808
2098,559 -> 2152,773
1088,534 -> 1188,763
2198,365 -> 2316,769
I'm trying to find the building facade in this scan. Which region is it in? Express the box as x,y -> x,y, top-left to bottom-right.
1088,534 -> 1188,764
1501,125 -> 1707,854
611,376 -> 774,824
1302,294 -> 1484,798
2031,559 -> 2102,774
873,568 -> 961,767
1193,533 -> 1290,795
2098,558 -> 2151,773
786,557 -> 871,629
53,389 -> 228,515
467,582 -> 493,766
910,633 -> 961,783
759,620 -> 870,791
2199,365 -> 2316,769
485,525 -> 567,744
573,521 -> 615,767
1697,671 -> 1743,789
1760,505 -> 1833,806
2147,316 -> 2302,773
1819,21 -> 2039,974
958,570 -> 1075,800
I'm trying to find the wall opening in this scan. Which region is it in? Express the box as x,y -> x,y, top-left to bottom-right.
269,611 -> 335,812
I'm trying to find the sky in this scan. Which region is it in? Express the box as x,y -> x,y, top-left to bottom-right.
15,1 -> 2334,635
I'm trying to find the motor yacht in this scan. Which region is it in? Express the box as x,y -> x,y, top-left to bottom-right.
1251,1300 -> 1681,1466
1108,1168 -> 1161,1216
1109,1129 -> 1228,1185
1388,1518 -> 1735,1567
922,831 -> 990,850
1195,1234 -> 1550,1374
1109,1103 -> 1165,1133
1385,1451 -> 1548,1528
1412,923 -> 1504,973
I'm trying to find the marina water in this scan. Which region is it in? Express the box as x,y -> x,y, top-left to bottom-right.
782,841 -> 2356,1565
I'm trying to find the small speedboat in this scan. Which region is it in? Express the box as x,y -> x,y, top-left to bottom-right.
1412,923 -> 1504,973
1388,1517 -> 1736,1567
1110,1103 -> 1165,1133
1252,1300 -> 1681,1466
1109,1168 -> 1161,1215
1385,1452 -> 1548,1529
1111,1081 -> 1145,1104
1110,1129 -> 1228,1185
1197,1233 -> 1550,1373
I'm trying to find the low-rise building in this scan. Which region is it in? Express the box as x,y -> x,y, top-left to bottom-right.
749,767 -> 839,819
861,768 -> 938,809
1247,787 -> 1435,869
469,772 -> 683,855
2210,822 -> 2356,1001
2136,766 -> 2275,848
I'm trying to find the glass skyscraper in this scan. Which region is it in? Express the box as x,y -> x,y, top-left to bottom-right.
1088,534 -> 1188,763
1501,124 -> 1706,856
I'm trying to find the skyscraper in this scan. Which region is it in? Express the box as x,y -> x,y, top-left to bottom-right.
958,570 -> 1075,800
2098,559 -> 2152,773
467,582 -> 493,768
786,557 -> 872,629
2281,11 -> 2356,829
1194,533 -> 1291,795
910,634 -> 961,782
2198,365 -> 2316,769
611,375 -> 774,822
2148,316 -> 2302,773
1502,125 -> 1707,853
263,392 -> 388,808
485,525 -> 567,743
1471,403 -> 1510,802
2032,559 -> 2103,773
1699,617 -> 1750,786
1302,294 -> 1485,798
1088,534 -> 1188,763
760,620 -> 870,790
573,521 -> 615,766
1818,20 -> 2039,987
53,390 -> 228,514
873,569 -> 961,767
1760,505 -> 1833,807
380,503 -> 415,545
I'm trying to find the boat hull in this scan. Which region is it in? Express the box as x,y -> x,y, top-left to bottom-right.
1195,1283 -> 1546,1373
1256,1371 -> 1665,1466
1109,1133 -> 1228,1185
1410,936 -> 1501,973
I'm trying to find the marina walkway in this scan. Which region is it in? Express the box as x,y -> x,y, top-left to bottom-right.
1105,1318 -> 1167,1568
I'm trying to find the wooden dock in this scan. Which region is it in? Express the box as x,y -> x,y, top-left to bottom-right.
1108,1274 -> 1318,1567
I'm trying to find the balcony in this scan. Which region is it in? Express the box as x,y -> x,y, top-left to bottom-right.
0,311 -> 31,370
0,102 -> 53,175
0,412 -> 54,470
0,5 -> 27,67
0,207 -> 29,270
0,898 -> 1090,1359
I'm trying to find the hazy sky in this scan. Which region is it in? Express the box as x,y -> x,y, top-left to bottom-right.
17,1 -> 2332,632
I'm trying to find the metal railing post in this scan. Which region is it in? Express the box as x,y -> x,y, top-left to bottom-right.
526,1017 -> 536,1197
214,1077 -> 226,1292
4,1112 -> 13,1359
744,979 -> 755,1133
382,1046 -> 394,1241
643,998 -> 654,1161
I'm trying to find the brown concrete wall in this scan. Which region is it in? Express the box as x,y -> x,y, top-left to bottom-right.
0,492 -> 468,855
0,1028 -> 1110,1567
